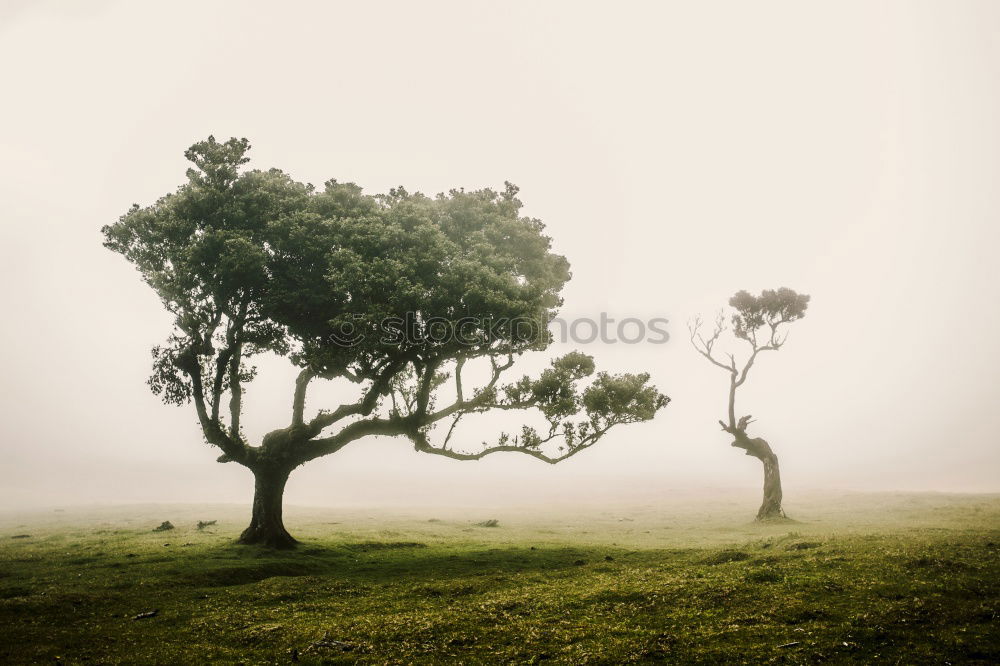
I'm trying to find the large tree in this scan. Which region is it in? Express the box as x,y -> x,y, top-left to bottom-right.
689,288 -> 809,520
104,137 -> 669,548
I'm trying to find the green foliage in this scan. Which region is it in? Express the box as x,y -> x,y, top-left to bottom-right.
499,354 -> 668,452
582,372 -> 666,424
103,137 -> 307,405
729,287 -> 810,344
504,352 -> 596,421
275,180 -> 571,376
104,139 -> 571,391
103,137 -> 667,474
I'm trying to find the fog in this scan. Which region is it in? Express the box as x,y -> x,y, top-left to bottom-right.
1,1 -> 998,510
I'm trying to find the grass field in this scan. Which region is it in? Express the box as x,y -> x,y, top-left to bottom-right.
1,491 -> 998,664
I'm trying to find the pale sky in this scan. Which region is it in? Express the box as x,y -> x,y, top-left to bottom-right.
1,1 -> 998,509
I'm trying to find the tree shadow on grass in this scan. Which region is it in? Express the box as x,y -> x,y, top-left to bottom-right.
174,541 -> 616,588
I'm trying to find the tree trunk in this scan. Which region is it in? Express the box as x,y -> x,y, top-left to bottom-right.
238,467 -> 298,548
755,448 -> 785,521
729,431 -> 786,521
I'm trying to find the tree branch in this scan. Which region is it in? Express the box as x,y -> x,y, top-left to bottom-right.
688,314 -> 736,375
423,353 -> 514,424
303,359 -> 407,436
291,368 -> 314,427
454,357 -> 466,403
180,344 -> 250,465
301,416 -> 410,462
210,299 -> 249,428
408,427 -> 610,465
228,341 -> 243,435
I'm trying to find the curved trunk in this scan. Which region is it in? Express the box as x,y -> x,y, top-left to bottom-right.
755,448 -> 785,521
730,431 -> 786,521
720,349 -> 787,520
238,467 -> 297,549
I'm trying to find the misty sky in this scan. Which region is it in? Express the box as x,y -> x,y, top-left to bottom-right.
1,1 -> 998,509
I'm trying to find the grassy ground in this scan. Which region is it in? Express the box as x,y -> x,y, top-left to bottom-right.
0,492 -> 998,664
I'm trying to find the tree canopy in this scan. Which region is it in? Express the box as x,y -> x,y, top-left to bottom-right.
103,136 -> 668,483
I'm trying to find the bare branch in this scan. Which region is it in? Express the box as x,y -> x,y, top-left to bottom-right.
304,359 -> 406,436
442,413 -> 464,450
302,416 -> 409,462
228,342 -> 243,435
291,368 -> 314,427
423,353 -> 515,424
407,427 -> 610,466
180,344 -> 250,465
688,314 -> 736,375
454,357 -> 466,403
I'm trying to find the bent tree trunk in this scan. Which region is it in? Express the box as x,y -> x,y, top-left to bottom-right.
755,446 -> 784,521
730,431 -> 786,521
238,467 -> 297,548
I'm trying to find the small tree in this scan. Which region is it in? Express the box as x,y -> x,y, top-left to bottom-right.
103,137 -> 669,548
689,288 -> 809,520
